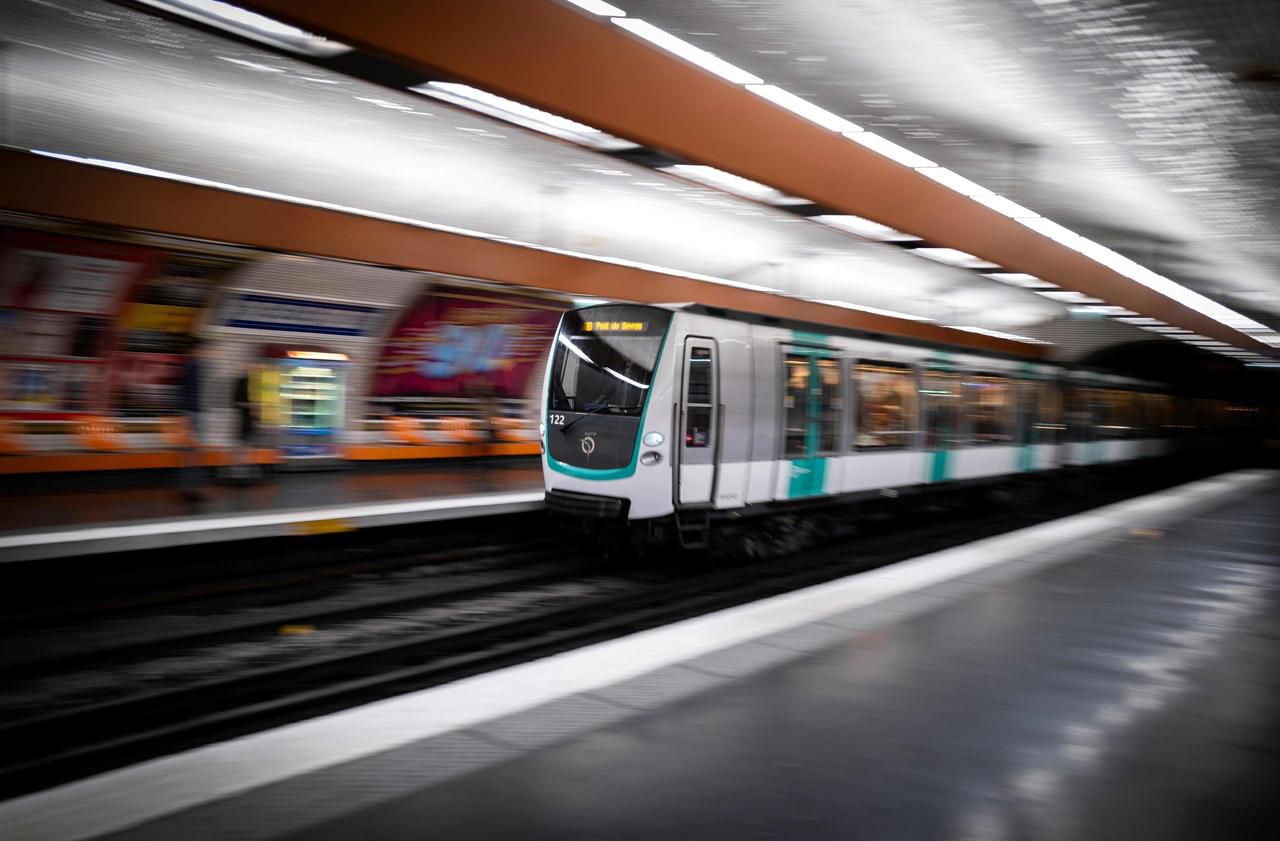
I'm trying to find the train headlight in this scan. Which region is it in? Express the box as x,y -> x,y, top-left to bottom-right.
639,451 -> 663,466
539,422 -> 546,438
642,431 -> 664,447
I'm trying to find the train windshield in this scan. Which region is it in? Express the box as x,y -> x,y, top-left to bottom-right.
549,307 -> 671,416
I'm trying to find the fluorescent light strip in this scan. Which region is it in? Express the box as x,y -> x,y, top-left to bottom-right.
973,194 -> 1039,220
745,85 -> 863,133
982,273 -> 1057,290
948,326 -> 1052,345
660,164 -> 807,205
411,82 -> 636,151
812,214 -> 919,242
613,19 -> 762,84
915,167 -> 993,198
563,0 -> 626,15
1075,305 -> 1138,316
134,0 -> 351,56
844,131 -> 934,168
1037,290 -> 1105,304
909,247 -> 1001,270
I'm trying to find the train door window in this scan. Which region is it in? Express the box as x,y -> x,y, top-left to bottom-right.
964,375 -> 1013,444
684,345 -> 715,448
922,370 -> 964,448
1015,380 -> 1038,445
854,362 -> 916,448
783,353 -> 810,458
817,357 -> 842,453
1037,381 -> 1065,444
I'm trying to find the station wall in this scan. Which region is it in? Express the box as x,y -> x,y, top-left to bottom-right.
0,220 -> 571,451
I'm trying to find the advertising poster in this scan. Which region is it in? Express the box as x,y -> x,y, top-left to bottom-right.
0,229 -> 155,416
373,285 -> 564,401
111,254 -> 237,416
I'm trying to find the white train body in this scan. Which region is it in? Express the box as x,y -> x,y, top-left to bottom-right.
541,303 -> 1172,539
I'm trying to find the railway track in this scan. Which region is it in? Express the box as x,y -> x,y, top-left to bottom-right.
0,461 -> 1227,800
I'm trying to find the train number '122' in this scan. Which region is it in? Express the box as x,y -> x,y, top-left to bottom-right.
549,413 -> 566,426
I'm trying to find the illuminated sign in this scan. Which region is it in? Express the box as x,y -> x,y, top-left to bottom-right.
582,320 -> 646,333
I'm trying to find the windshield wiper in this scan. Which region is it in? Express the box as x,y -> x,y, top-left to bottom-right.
561,403 -> 639,433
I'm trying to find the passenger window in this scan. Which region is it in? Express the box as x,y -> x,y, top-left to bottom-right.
783,354 -> 809,458
922,371 -> 964,448
965,375 -> 1013,444
818,358 -> 842,453
853,362 -> 915,449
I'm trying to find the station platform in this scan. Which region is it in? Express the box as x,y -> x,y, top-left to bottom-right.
4,468 -> 1276,841
0,459 -> 544,563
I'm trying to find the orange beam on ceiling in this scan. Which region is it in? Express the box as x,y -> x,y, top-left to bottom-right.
0,149 -> 1042,357
239,0 -> 1269,353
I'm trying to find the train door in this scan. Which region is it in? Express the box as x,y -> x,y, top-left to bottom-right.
677,338 -> 718,505
777,347 -> 842,499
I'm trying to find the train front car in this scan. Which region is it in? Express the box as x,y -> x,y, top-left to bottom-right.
542,305 -> 675,538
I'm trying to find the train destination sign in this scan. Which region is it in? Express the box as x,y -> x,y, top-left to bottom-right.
582,320 -> 646,332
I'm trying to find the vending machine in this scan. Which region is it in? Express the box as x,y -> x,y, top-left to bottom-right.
258,346 -> 348,460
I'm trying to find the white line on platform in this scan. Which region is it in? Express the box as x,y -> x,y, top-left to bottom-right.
0,491 -> 546,552
1,469 -> 1272,841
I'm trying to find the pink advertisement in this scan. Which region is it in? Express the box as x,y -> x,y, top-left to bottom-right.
373,285 -> 564,400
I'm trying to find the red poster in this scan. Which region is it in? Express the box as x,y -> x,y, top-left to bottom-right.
0,229 -> 157,416
374,285 -> 564,400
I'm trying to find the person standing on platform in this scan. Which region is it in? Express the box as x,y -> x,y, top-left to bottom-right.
176,337 -> 206,502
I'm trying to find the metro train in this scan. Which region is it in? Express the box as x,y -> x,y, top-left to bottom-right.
539,302 -> 1224,554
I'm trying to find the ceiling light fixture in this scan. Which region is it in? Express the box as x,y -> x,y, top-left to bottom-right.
562,0 -> 626,16
982,273 -> 1057,290
410,82 -> 637,150
908,247 -> 1001,270
915,167 -> 993,198
134,0 -> 351,55
812,214 -> 919,242
1037,290 -> 1105,304
613,19 -> 762,84
660,165 -> 808,204
948,326 -> 1052,345
746,85 -> 864,133
973,194 -> 1039,220
844,131 -> 935,168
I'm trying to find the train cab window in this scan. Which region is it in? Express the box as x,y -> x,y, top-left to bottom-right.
818,358 -> 842,453
922,370 -> 964,448
783,354 -> 810,458
853,362 -> 915,449
964,375 -> 1013,444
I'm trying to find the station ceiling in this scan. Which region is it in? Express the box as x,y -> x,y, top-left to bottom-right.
6,0 -> 1280,365
230,0 -> 1280,362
